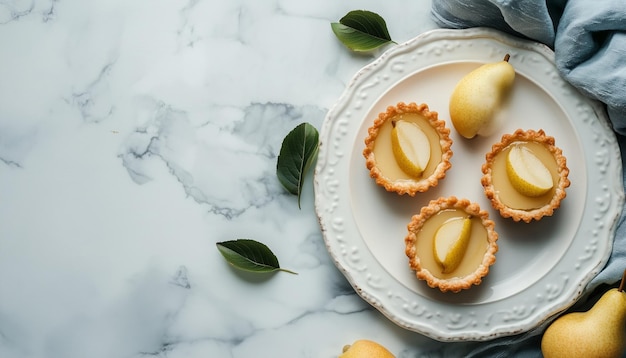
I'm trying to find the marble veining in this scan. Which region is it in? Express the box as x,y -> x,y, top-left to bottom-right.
6,0 -> 605,357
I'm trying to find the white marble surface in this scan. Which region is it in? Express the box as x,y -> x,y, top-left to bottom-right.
0,1 -> 531,357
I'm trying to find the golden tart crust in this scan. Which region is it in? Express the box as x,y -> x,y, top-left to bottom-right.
481,129 -> 570,223
404,196 -> 499,293
363,102 -> 453,196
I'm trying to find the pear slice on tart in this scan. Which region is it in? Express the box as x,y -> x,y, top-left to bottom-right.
433,217 -> 472,274
405,196 -> 498,293
481,129 -> 570,223
363,102 -> 453,196
506,145 -> 554,197
391,119 -> 431,178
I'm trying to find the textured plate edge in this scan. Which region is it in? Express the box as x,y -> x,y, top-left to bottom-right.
313,27 -> 624,341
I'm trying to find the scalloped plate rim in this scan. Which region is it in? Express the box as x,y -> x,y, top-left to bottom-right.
314,27 -> 624,341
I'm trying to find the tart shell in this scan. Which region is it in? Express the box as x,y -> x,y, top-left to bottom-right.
405,196 -> 499,293
481,129 -> 570,223
363,102 -> 453,196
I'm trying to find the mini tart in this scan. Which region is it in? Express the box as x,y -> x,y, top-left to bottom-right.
481,129 -> 570,223
404,196 -> 498,293
363,102 -> 453,196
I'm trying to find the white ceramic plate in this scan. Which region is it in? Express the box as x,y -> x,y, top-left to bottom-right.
314,28 -> 624,341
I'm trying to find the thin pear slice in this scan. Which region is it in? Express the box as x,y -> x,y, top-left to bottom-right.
433,217 -> 472,274
391,120 -> 431,178
506,145 -> 553,197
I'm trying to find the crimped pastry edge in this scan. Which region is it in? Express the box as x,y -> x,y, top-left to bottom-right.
404,196 -> 499,293
481,129 -> 571,223
363,102 -> 453,196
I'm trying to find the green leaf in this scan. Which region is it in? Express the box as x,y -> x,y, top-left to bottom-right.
276,122 -> 319,209
216,239 -> 297,275
331,10 -> 395,52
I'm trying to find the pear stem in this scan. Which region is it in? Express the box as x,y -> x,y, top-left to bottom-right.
503,53 -> 510,62
619,269 -> 626,292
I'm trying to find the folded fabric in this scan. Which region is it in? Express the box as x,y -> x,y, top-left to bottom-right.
430,0 -> 626,356
431,0 -> 626,135
431,0 -> 563,46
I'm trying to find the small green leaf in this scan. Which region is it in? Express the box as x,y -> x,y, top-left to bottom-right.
331,10 -> 396,52
276,122 -> 319,208
216,239 -> 297,275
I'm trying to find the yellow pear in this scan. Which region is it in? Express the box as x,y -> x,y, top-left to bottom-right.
340,339 -> 395,358
449,54 -> 515,139
541,269 -> 626,358
390,120 -> 431,177
432,217 -> 472,273
506,145 -> 553,197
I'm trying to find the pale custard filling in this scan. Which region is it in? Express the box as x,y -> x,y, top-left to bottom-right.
491,141 -> 559,210
413,209 -> 489,279
372,113 -> 442,181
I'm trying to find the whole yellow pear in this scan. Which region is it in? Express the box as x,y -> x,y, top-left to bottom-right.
541,270 -> 626,358
449,54 -> 515,139
339,339 -> 395,358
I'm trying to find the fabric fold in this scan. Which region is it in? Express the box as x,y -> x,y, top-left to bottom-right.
431,0 -> 626,135
430,0 -> 626,356
555,0 -> 626,133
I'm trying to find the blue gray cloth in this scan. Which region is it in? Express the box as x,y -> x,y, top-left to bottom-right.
432,0 -> 626,135
431,0 -> 626,356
